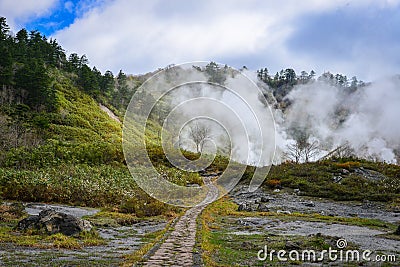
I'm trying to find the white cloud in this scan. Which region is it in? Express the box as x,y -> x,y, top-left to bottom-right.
51,0 -> 400,78
0,0 -> 57,31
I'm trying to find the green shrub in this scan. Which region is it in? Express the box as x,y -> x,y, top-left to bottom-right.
266,159 -> 400,202
0,164 -> 136,206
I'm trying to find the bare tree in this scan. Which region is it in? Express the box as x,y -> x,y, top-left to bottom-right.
188,122 -> 211,153
286,138 -> 320,163
303,140 -> 319,162
286,142 -> 302,163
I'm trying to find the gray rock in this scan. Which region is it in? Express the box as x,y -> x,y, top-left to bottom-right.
186,183 -> 200,187
303,201 -> 315,207
362,200 -> 373,209
354,168 -> 387,182
237,219 -> 250,226
260,196 -> 272,203
238,203 -> 246,211
238,203 -> 252,212
293,189 -> 301,194
17,209 -> 92,236
257,203 -> 269,212
333,176 -> 343,183
341,169 -> 350,175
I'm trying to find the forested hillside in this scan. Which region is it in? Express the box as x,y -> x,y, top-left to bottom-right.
0,16 -> 127,167
0,17 -> 201,211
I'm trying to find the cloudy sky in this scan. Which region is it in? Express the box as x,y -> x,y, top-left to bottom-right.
1,0 -> 400,81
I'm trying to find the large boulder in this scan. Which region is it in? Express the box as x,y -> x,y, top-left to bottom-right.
17,209 -> 92,236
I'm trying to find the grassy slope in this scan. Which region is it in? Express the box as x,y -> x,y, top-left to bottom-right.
0,68 -> 199,213
0,68 -> 186,264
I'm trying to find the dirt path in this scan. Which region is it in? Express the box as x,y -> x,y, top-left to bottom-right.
140,177 -> 218,266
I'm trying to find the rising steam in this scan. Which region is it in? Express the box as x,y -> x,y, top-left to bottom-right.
271,74 -> 400,164
172,67 -> 400,165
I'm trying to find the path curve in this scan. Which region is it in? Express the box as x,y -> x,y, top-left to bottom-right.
139,176 -> 218,266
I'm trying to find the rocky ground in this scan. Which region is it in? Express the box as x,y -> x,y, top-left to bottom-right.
0,176 -> 219,267
0,203 -> 167,266
230,184 -> 400,223
1,180 -> 399,266
221,184 -> 400,265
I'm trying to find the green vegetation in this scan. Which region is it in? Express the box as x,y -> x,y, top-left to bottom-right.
0,17 -> 205,215
202,197 -> 396,232
0,204 -> 105,249
2,15 -> 395,211
85,210 -> 140,227
0,164 -> 186,218
260,159 -> 400,202
257,67 -> 365,108
207,231 -> 335,266
199,197 -> 398,266
1,15 -> 399,265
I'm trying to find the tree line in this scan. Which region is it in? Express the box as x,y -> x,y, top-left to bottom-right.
256,67 -> 366,105
0,17 -> 135,113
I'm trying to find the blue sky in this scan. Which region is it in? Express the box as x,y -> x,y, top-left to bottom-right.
1,0 -> 400,81
23,1 -> 77,35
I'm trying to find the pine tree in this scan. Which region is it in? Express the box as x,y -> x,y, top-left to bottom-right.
15,58 -> 53,110
0,45 -> 13,87
15,29 -> 29,63
116,70 -> 130,108
0,17 -> 12,87
78,64 -> 99,94
100,70 -> 114,94
0,17 -> 10,41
